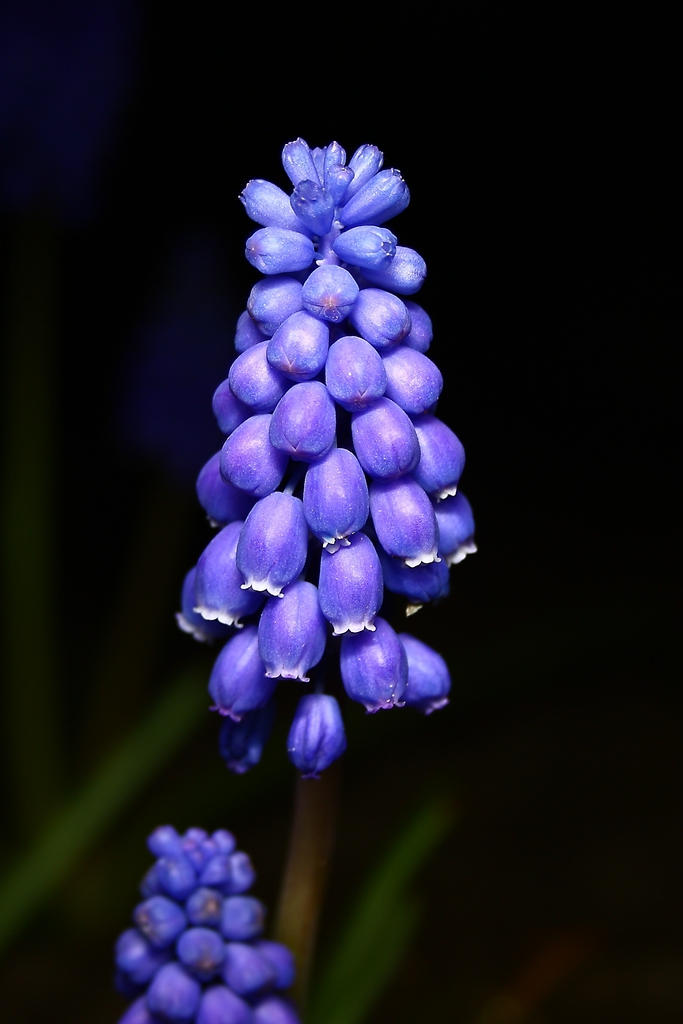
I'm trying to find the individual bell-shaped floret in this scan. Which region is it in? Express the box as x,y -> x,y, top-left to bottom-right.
343,144 -> 384,202
398,633 -> 451,714
219,702 -> 276,774
302,447 -> 369,551
241,178 -> 312,234
325,164 -> 353,205
290,179 -> 335,236
115,928 -> 172,987
302,264 -> 359,323
269,381 -> 336,461
197,453 -> 256,526
208,627 -> 277,721
220,414 -> 289,498
324,335 -> 387,411
224,851 -> 256,894
116,996 -> 160,1023
234,309 -> 264,353
196,985 -> 253,1024
245,227 -> 315,276
228,342 -> 289,412
332,225 -> 397,270
379,551 -> 450,605
185,888 -> 223,928
133,896 -> 187,949
212,377 -> 251,433
193,521 -> 265,628
339,168 -> 410,227
156,855 -> 198,901
340,617 -> 407,712
318,532 -> 383,635
176,927 -> 225,982
176,568 -> 233,644
236,492 -> 308,597
247,277 -> 303,337
369,476 -> 440,566
287,694 -> 347,778
412,414 -> 466,499
146,961 -> 201,1022
348,288 -> 411,349
402,300 -> 433,353
252,995 -> 302,1024
381,347 -> 443,415
281,138 -> 320,187
351,398 -> 420,479
434,491 -> 477,564
362,246 -> 427,295
258,581 -> 327,681
253,941 -> 296,990
199,855 -> 234,891
267,310 -> 329,382
222,942 -> 276,997
147,826 -> 183,859
220,896 -> 266,941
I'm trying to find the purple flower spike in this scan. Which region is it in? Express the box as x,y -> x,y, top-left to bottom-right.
252,995 -> 302,1024
247,277 -> 303,337
302,265 -> 359,323
241,178 -> 312,233
267,310 -> 329,382
287,694 -> 347,777
222,943 -> 275,996
236,493 -> 308,597
302,447 -> 369,550
344,144 -> 384,201
219,702 -> 276,774
196,985 -> 253,1024
115,928 -> 172,986
379,551 -> 450,606
332,225 -> 397,270
197,453 -> 255,526
348,288 -> 411,349
234,309 -> 266,353
362,246 -> 427,295
194,522 -> 265,627
176,568 -> 232,644
134,896 -> 187,949
318,532 -> 383,635
146,961 -> 201,1021
381,347 -> 443,415
369,477 -> 440,567
208,627 -> 277,721
402,301 -> 433,353
245,227 -> 314,276
258,581 -> 327,681
176,927 -> 225,981
116,996 -> 159,1024
434,491 -> 477,564
253,941 -> 296,990
228,342 -> 289,413
220,897 -> 266,941
398,633 -> 451,714
351,398 -> 420,480
186,888 -> 224,928
220,414 -> 289,498
212,378 -> 251,434
340,617 -> 408,712
340,168 -> 410,228
269,381 -> 336,462
412,414 -> 466,499
325,336 -> 387,411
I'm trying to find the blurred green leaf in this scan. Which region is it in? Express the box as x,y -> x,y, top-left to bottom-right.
0,669 -> 205,955
309,796 -> 454,1024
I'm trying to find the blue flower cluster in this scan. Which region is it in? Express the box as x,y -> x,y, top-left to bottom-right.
114,825 -> 300,1024
177,139 -> 477,777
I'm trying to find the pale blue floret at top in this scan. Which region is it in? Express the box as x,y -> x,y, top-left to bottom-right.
177,137 -> 478,779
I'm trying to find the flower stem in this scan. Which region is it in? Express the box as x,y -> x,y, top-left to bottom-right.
274,760 -> 342,1017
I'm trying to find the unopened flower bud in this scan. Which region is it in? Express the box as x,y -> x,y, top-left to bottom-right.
287,694 -> 347,777
348,288 -> 411,348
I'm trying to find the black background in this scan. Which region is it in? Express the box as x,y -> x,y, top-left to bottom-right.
0,5 -> 678,1022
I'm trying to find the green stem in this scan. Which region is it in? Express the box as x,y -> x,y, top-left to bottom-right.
274,761 -> 342,1018
1,216 -> 63,837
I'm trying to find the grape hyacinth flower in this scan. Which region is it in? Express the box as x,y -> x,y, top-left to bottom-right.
114,825 -> 301,1023
178,138 -> 478,776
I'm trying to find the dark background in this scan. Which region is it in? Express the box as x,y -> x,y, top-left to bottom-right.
0,5 -> 678,1022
